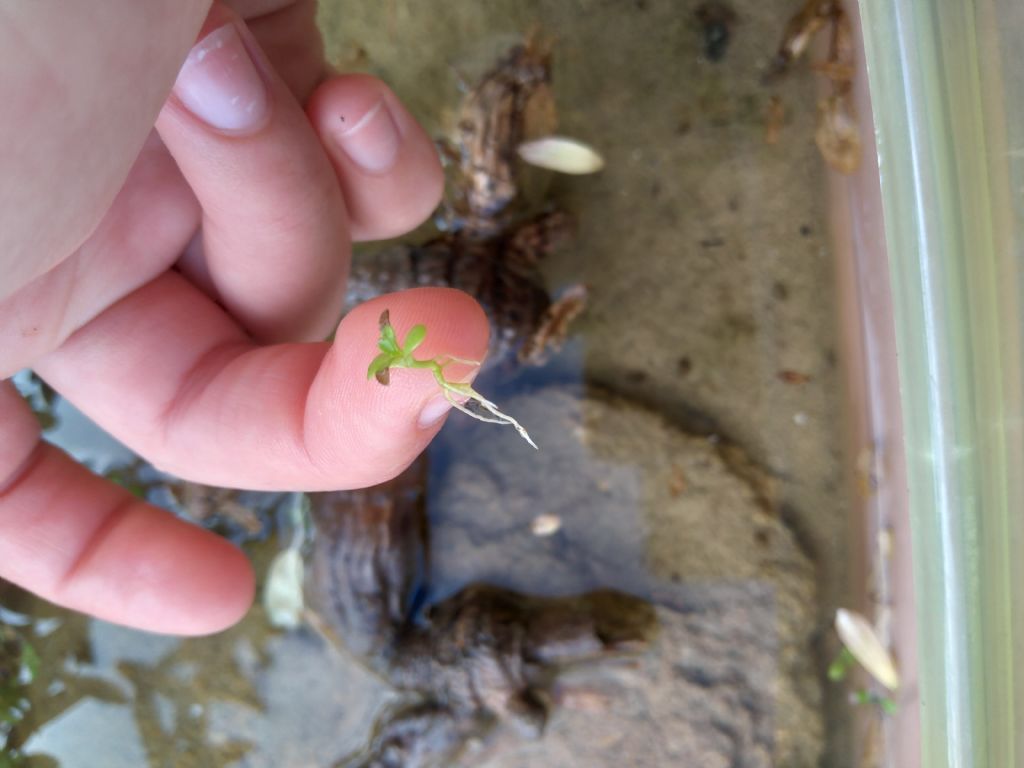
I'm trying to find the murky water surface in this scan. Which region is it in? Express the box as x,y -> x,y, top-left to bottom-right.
2,2 -> 851,766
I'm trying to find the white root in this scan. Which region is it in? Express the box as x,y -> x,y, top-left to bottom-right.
443,387 -> 538,449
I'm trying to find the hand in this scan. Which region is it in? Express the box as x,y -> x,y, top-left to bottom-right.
0,1 -> 489,635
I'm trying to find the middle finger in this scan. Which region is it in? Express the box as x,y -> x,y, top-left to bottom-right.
157,2 -> 349,344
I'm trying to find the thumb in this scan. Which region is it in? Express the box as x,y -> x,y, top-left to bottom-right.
306,287 -> 491,487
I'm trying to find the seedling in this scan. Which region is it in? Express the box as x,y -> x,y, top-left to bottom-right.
834,608 -> 899,690
829,608 -> 899,716
368,310 -> 537,449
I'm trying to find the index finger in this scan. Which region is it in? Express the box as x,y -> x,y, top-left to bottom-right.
35,276 -> 489,490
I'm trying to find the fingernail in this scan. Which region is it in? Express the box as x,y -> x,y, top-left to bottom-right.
334,100 -> 401,174
173,23 -> 268,133
418,394 -> 454,429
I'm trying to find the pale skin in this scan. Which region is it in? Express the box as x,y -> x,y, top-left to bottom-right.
0,0 -> 489,635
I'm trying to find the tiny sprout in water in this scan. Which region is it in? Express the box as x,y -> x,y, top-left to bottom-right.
827,646 -> 856,682
835,608 -> 899,691
828,618 -> 899,716
369,310 -> 538,449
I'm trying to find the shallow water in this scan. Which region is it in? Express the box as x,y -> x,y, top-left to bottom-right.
2,1 -> 852,766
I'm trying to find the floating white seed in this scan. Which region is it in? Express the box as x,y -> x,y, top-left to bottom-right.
531,514 -> 563,536
517,136 -> 605,175
835,608 -> 900,691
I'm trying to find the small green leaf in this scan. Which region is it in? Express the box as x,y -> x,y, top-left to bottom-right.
850,689 -> 898,715
376,309 -> 400,353
852,689 -> 872,706
367,353 -> 394,381
827,647 -> 855,682
402,324 -> 428,354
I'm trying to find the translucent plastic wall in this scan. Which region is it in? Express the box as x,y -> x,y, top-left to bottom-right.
859,1 -> 1024,764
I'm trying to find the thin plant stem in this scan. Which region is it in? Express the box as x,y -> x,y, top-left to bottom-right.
370,312 -> 538,449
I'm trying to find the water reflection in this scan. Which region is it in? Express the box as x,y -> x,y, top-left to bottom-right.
6,591 -> 395,767
3,0 -> 850,764
24,700 -> 146,768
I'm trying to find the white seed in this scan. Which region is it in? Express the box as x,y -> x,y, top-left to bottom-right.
531,514 -> 563,536
835,608 -> 900,690
517,136 -> 605,175
264,547 -> 305,629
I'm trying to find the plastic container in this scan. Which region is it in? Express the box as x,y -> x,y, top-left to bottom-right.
855,1 -> 1024,764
